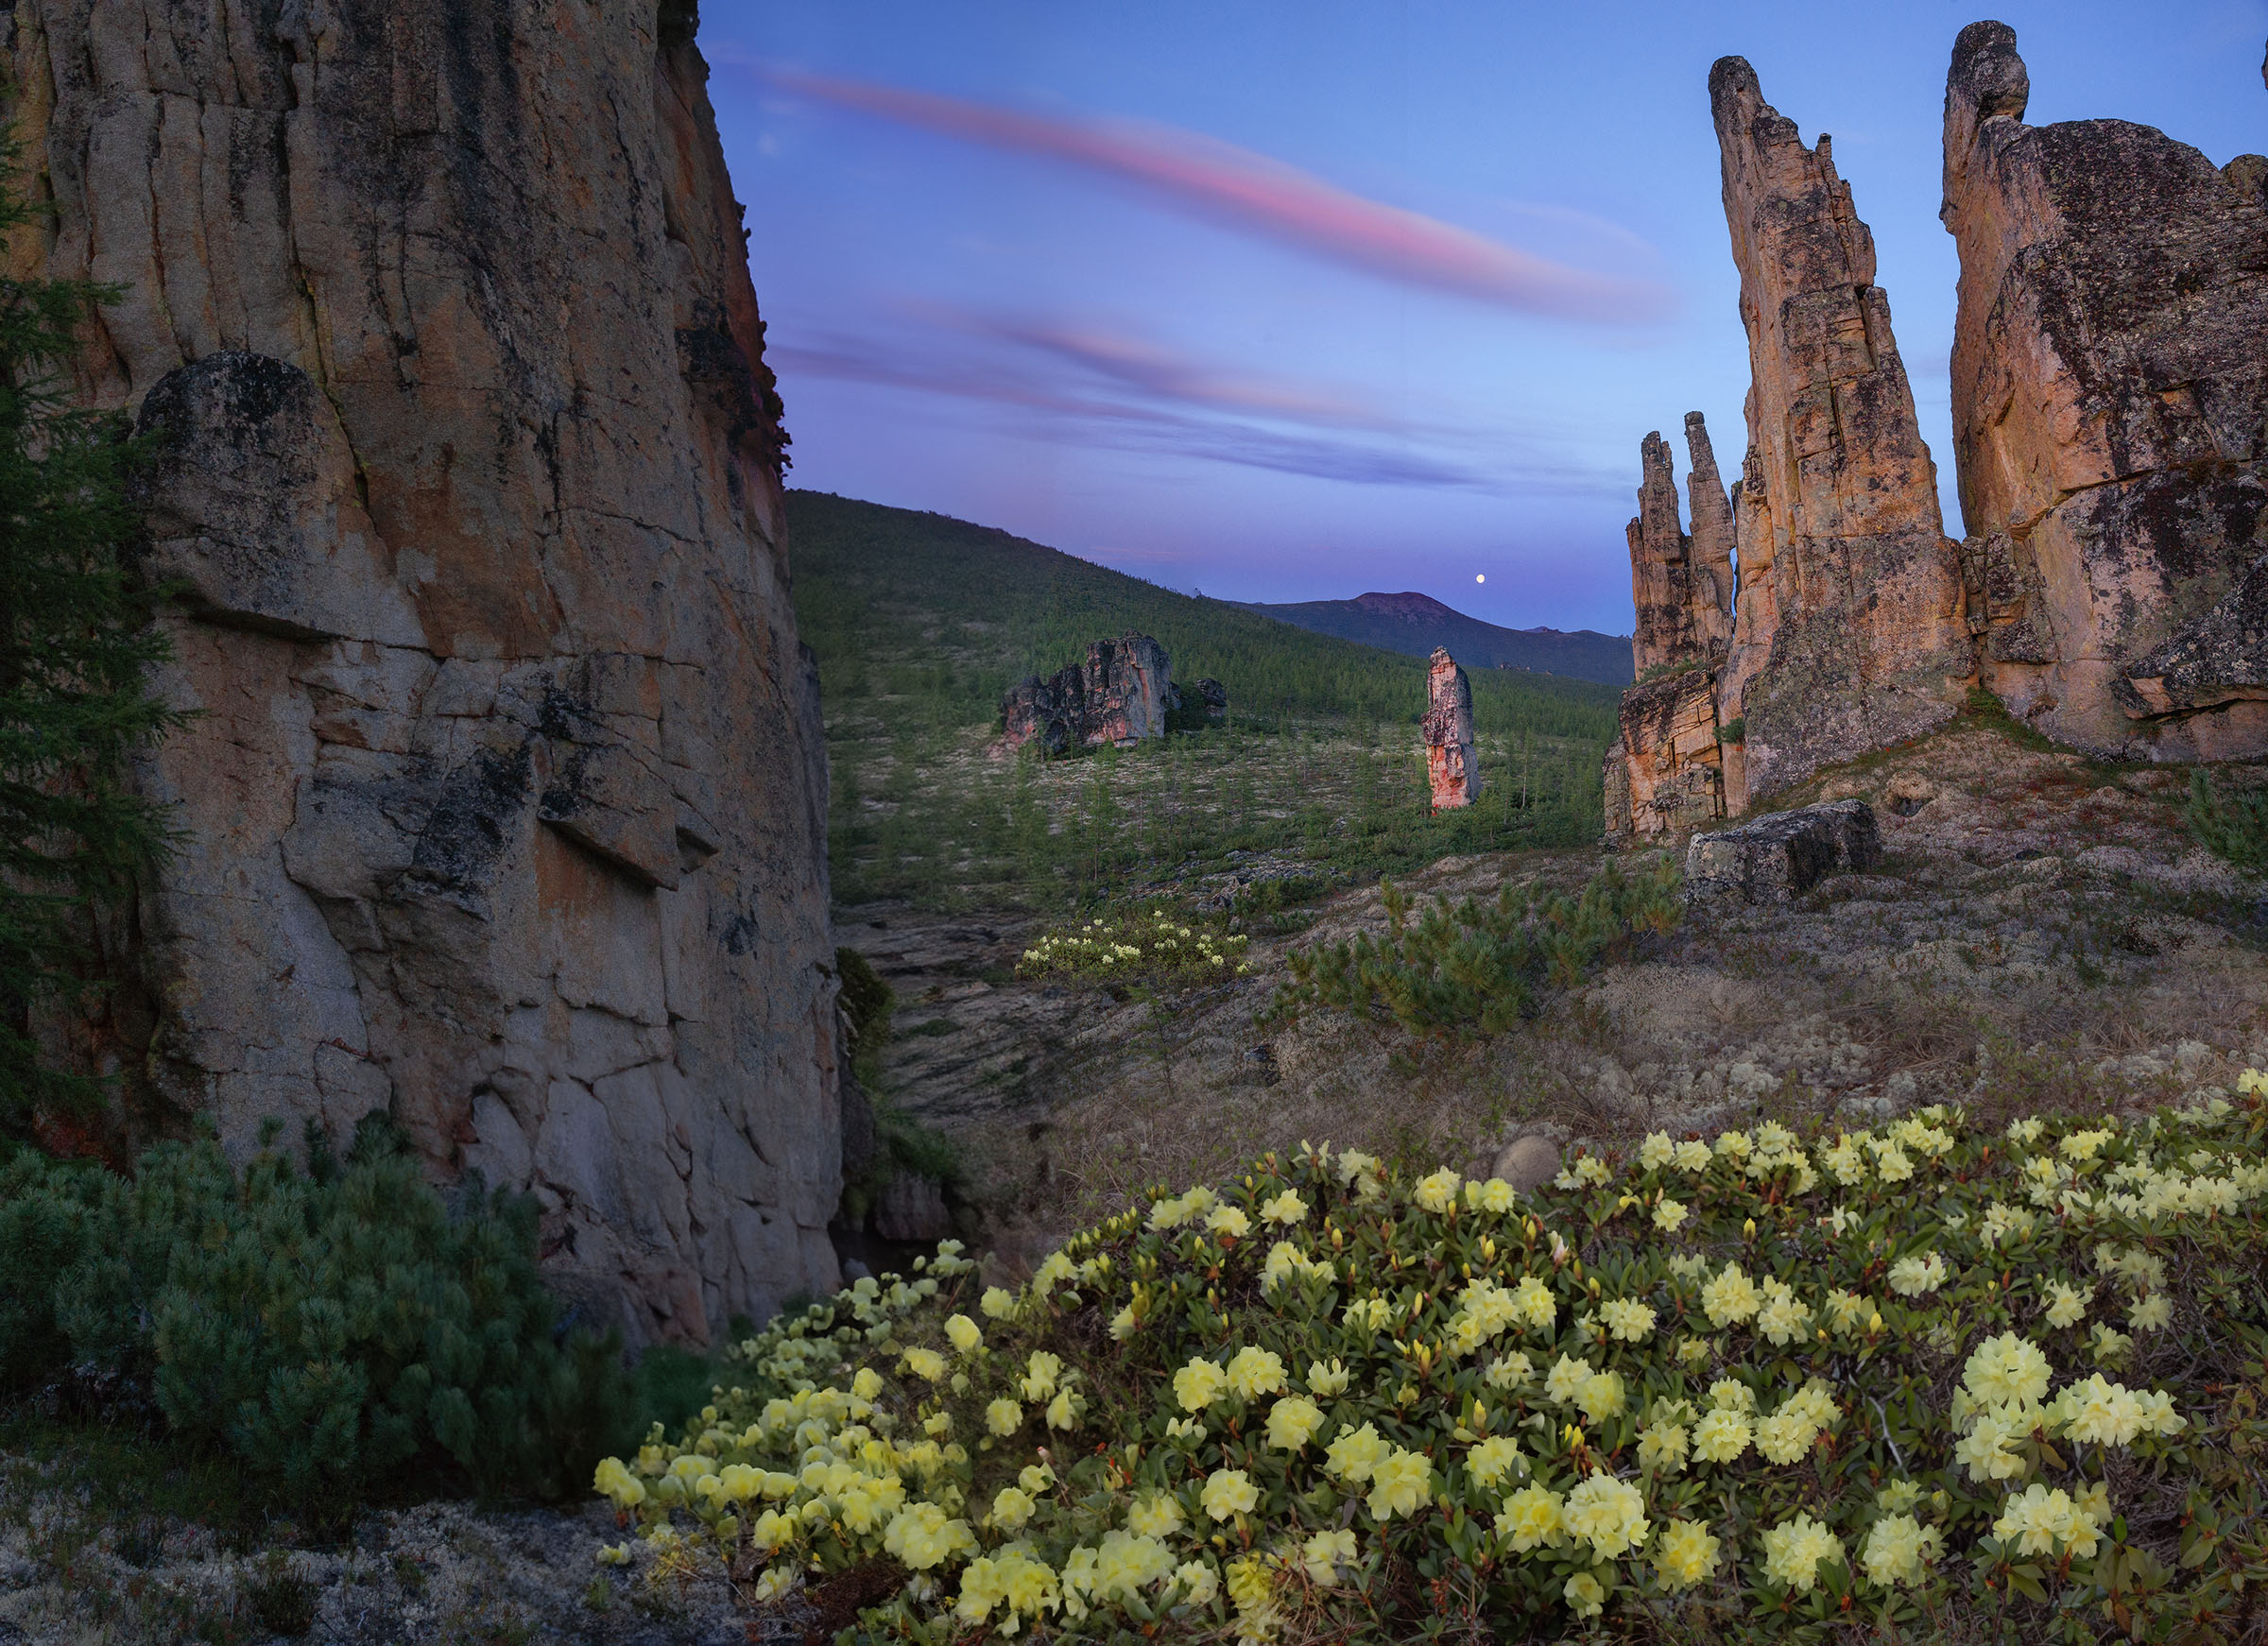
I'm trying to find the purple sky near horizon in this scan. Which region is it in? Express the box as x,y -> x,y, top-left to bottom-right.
699,1 -> 2266,635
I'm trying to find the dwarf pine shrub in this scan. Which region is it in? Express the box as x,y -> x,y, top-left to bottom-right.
1270,858 -> 1682,1038
1,1114 -> 633,1505
2185,771 -> 2268,877
596,1087 -> 2268,1643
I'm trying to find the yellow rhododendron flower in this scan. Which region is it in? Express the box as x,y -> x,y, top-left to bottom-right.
1701,1264 -> 1761,1328
1575,1370 -> 1628,1425
1265,1396 -> 1326,1451
989,1485 -> 1036,1530
1963,1332 -> 2051,1408
2043,1279 -> 2088,1329
1174,1358 -> 1228,1412
1306,1358 -> 1351,1397
1467,1435 -> 1523,1486
1564,1571 -> 1605,1618
1226,1346 -> 1288,1399
1496,1483 -> 1564,1552
1560,1471 -> 1649,1559
1639,1131 -> 1676,1170
1599,1298 -> 1656,1342
1760,1512 -> 1842,1592
1046,1387 -> 1085,1431
1674,1140 -> 1713,1173
1325,1422 -> 1391,1483
1259,1190 -> 1307,1225
1862,1514 -> 1941,1586
1653,1197 -> 1689,1233
1365,1448 -> 1434,1519
1888,1252 -> 1947,1296
1125,1490 -> 1185,1537
1200,1466 -> 1259,1521
1205,1203 -> 1251,1238
1636,1421 -> 1689,1475
1994,1483 -> 2103,1559
1692,1408 -> 1751,1464
1544,1352 -> 1593,1405
1300,1527 -> 1357,1585
2129,1293 -> 2173,1332
985,1397 -> 1023,1436
1415,1169 -> 1462,1212
902,1346 -> 947,1382
1653,1517 -> 1720,1588
944,1312 -> 983,1354
981,1286 -> 1017,1319
883,1502 -> 977,1570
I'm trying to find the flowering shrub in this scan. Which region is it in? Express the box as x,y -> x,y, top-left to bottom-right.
598,1087 -> 2268,1642
1019,909 -> 1251,987
1270,858 -> 1681,1038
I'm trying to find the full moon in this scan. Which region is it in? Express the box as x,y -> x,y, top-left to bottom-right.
1475,574 -> 1486,583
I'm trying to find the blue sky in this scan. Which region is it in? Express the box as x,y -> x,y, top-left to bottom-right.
700,1 -> 2267,634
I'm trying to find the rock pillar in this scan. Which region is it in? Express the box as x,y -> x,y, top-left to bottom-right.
1422,649 -> 1481,811
1710,56 -> 1970,802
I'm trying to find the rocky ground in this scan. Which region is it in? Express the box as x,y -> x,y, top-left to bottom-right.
840,724 -> 2268,1269
0,1462 -> 793,1646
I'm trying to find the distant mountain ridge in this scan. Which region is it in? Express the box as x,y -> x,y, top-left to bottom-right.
1229,591 -> 1633,686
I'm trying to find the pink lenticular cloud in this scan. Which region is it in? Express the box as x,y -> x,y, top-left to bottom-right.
752,64 -> 1675,326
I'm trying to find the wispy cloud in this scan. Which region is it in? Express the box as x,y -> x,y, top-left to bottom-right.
747,63 -> 1675,325
771,332 -> 1489,488
771,319 -> 1625,496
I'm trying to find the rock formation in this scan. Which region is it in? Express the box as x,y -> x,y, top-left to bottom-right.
1602,666 -> 1726,840
1628,416 -> 1736,677
1710,57 -> 1971,803
1000,633 -> 1176,754
1942,21 -> 2268,759
8,0 -> 840,1341
1422,648 -> 1482,810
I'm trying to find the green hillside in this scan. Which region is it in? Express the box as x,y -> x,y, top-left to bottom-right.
786,490 -> 1622,911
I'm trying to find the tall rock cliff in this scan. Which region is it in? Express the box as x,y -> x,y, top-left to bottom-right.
1710,57 -> 1971,804
3,0 -> 841,1340
1942,21 -> 2268,759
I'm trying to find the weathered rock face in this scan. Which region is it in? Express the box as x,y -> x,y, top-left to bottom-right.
1711,57 -> 1971,803
1686,799 -> 1881,903
1942,21 -> 2268,759
1422,648 -> 1481,811
1627,416 -> 1736,677
1602,667 -> 1726,842
1000,633 -> 1174,753
8,0 -> 840,1341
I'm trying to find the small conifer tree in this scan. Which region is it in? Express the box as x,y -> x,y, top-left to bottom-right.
0,153 -> 184,1126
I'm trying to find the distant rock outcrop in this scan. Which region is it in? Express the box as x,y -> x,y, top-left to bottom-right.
14,0 -> 840,1342
1000,634 -> 1176,753
1422,649 -> 1482,811
1942,21 -> 2268,759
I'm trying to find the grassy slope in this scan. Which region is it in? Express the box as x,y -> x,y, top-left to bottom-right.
785,491 -> 1624,912
787,490 -> 1620,740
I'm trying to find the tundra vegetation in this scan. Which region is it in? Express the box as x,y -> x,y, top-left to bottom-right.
788,491 -> 1621,914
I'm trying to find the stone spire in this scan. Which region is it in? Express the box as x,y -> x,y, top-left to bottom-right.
1422,649 -> 1481,811
1626,417 -> 1736,677
1710,56 -> 1969,802
1942,21 -> 2268,759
